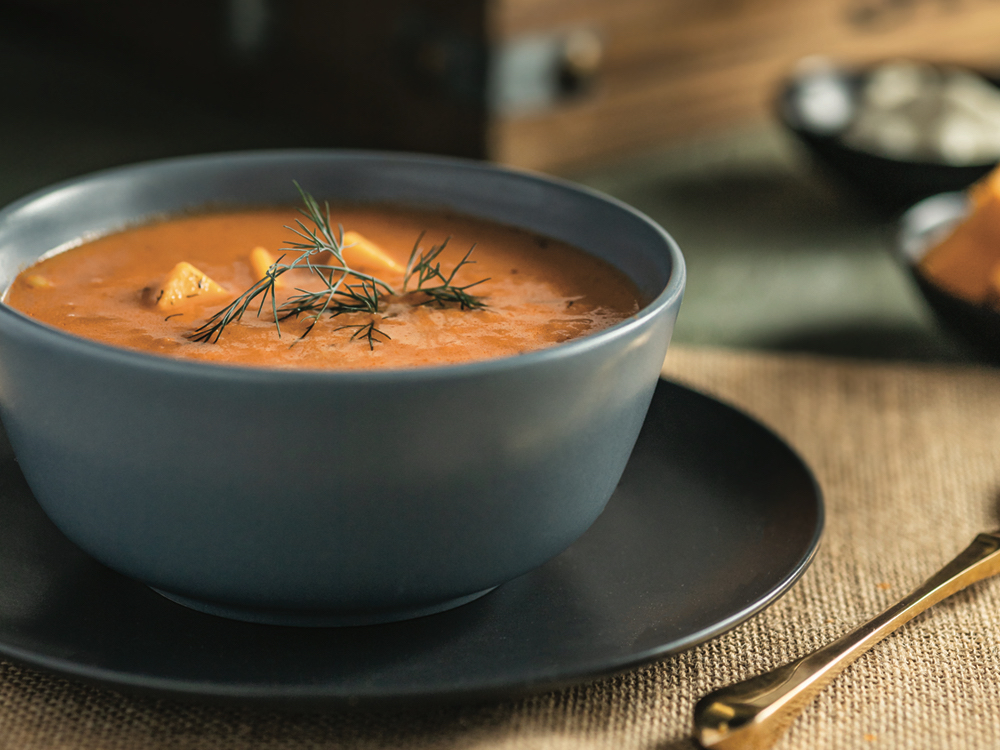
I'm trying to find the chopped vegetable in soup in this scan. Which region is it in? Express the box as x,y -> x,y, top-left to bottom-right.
5,201 -> 643,370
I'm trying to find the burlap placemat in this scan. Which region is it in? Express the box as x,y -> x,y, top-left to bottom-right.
4,344 -> 1000,750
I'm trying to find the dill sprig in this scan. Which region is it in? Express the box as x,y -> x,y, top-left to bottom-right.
187,185 -> 392,344
186,259 -> 288,344
403,235 -> 489,310
186,185 -> 487,347
334,320 -> 392,350
281,276 -> 384,344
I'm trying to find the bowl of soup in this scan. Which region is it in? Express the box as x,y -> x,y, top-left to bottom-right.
0,151 -> 684,626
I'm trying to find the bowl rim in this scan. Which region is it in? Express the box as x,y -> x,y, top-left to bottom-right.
896,190 -> 969,265
0,149 -> 686,384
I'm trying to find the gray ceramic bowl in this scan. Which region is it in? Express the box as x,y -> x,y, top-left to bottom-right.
0,151 -> 685,626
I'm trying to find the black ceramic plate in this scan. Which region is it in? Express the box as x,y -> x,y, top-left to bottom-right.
0,378 -> 823,707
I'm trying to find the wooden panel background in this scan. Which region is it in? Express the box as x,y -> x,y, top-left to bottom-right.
487,0 -> 1000,171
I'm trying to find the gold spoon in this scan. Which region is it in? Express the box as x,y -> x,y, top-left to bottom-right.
694,530 -> 1000,750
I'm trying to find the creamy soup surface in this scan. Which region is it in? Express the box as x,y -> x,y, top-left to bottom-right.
5,205 -> 644,370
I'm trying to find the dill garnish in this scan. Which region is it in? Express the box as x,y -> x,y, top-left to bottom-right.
334,320 -> 392,350
403,235 -> 489,310
186,185 -> 487,346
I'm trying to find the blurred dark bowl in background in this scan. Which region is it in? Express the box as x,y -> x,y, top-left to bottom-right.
779,62 -> 1000,216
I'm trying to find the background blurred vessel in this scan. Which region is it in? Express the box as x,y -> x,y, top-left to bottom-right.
779,59 -> 1000,214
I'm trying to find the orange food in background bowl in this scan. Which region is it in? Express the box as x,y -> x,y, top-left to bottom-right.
918,168 -> 1000,305
898,167 -> 1000,353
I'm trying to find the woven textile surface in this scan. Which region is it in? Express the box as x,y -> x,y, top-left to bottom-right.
3,344 -> 1000,750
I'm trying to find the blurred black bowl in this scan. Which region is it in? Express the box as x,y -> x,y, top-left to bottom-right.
897,191 -> 1000,353
779,61 -> 1000,215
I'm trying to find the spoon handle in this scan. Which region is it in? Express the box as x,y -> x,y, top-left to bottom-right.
693,531 -> 1000,750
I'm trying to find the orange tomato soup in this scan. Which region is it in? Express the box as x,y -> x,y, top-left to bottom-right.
5,205 -> 643,370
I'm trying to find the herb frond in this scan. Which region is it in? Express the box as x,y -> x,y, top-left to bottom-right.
288,182 -> 345,265
404,237 -> 489,310
334,320 -> 391,350
187,261 -> 288,343
186,185 -> 487,346
280,275 -> 385,343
